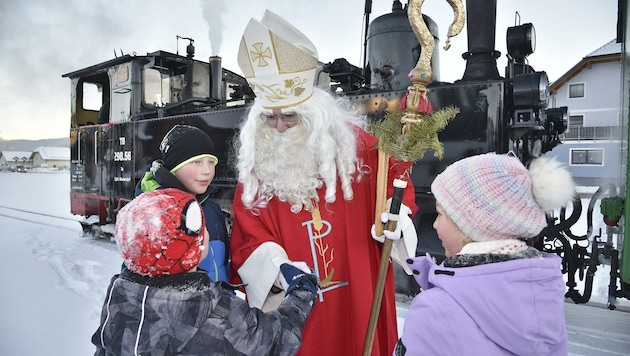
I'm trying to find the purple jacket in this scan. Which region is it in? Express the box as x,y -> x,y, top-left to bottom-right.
397,251 -> 568,355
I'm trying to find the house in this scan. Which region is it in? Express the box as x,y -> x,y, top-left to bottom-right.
546,39 -> 623,187
30,146 -> 70,169
0,151 -> 32,170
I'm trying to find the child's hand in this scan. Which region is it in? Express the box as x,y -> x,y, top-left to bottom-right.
279,262 -> 318,295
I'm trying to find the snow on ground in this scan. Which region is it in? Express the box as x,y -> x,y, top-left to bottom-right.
0,171 -> 629,355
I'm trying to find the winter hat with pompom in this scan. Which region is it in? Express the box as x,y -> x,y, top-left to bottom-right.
115,188 -> 206,276
431,152 -> 575,242
159,125 -> 218,172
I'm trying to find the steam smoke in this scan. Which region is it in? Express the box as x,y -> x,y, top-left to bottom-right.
199,0 -> 227,56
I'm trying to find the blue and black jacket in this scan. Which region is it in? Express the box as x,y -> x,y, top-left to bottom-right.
134,161 -> 230,283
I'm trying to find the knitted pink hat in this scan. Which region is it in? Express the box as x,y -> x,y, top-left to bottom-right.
431,153 -> 575,242
115,188 -> 206,276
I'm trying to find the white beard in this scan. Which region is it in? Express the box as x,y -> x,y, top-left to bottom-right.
252,125 -> 324,213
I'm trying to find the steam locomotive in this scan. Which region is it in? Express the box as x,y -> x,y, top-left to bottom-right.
63,0 -> 629,308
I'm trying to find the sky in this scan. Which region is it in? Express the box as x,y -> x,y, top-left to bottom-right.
0,0 -> 620,141
0,171 -> 629,355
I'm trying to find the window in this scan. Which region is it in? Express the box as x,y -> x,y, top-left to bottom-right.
571,149 -> 603,165
82,82 -> 103,111
569,115 -> 583,127
143,68 -> 171,107
569,83 -> 585,98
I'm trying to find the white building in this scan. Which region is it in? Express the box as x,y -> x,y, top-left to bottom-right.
30,146 -> 70,169
546,39 -> 624,187
0,151 -> 32,170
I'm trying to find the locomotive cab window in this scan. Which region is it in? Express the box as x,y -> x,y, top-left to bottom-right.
142,57 -> 211,109
143,68 -> 171,107
142,58 -> 188,108
76,72 -> 109,126
83,82 -> 103,111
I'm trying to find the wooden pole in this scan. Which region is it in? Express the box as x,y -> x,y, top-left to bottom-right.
363,178 -> 407,356
373,150 -> 389,236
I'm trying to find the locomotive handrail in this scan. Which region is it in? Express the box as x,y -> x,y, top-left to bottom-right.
77,131 -> 81,164
94,131 -> 98,167
156,97 -> 219,118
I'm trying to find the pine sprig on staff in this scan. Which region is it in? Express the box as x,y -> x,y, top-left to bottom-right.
369,105 -> 460,162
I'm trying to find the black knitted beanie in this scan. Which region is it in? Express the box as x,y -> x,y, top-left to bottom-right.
159,125 -> 217,171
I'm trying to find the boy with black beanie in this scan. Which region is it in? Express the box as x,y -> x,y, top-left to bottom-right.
135,124 -> 230,283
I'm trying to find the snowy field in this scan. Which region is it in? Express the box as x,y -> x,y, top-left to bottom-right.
0,172 -> 629,355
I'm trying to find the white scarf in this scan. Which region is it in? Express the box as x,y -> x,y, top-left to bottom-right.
459,239 -> 528,255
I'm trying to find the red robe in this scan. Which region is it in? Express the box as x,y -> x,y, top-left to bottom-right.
230,128 -> 417,356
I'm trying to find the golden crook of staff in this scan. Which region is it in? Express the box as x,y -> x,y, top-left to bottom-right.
407,0 -> 465,82
443,0 -> 466,51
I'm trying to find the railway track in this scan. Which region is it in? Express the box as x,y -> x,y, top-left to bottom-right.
0,205 -> 82,231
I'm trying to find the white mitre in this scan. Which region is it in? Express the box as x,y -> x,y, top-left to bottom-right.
237,10 -> 318,109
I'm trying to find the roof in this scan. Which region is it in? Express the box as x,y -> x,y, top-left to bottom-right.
550,39 -> 621,93
31,146 -> 70,160
0,151 -> 32,161
587,40 -> 621,57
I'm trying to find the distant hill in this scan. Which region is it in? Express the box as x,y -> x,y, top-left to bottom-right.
0,137 -> 69,151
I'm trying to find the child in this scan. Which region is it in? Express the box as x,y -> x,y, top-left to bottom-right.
136,124 -> 230,282
396,153 -> 574,355
93,188 -> 318,355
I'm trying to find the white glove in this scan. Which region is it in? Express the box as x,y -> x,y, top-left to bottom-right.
371,211 -> 402,243
278,261 -> 313,292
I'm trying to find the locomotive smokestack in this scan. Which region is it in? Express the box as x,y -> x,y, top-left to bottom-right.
460,0 -> 500,81
209,56 -> 223,101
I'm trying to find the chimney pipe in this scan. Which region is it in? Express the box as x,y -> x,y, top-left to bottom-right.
460,0 -> 501,81
209,56 -> 223,101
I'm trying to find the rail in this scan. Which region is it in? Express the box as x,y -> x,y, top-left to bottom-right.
563,126 -> 624,141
